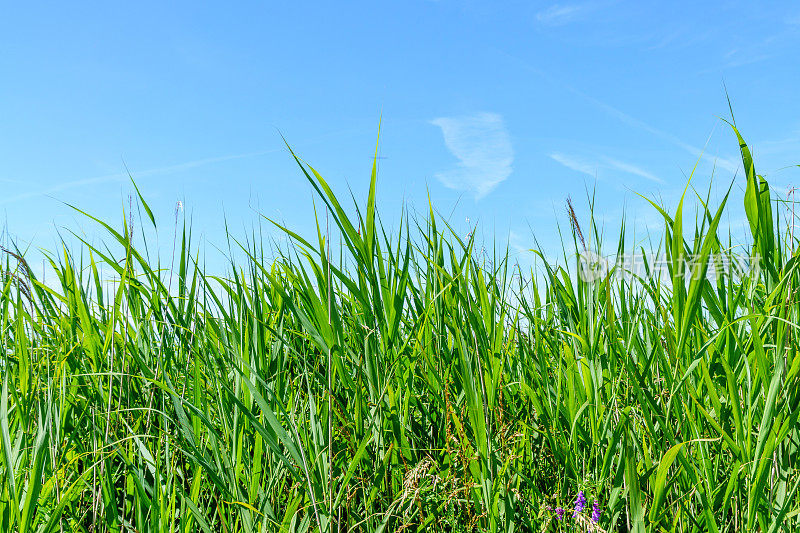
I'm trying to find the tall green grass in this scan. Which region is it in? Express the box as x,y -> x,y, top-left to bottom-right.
1,123 -> 799,532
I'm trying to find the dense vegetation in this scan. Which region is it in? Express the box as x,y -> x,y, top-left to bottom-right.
1,124 -> 799,532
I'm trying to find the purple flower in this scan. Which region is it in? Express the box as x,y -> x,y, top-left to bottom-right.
591,499 -> 601,523
573,490 -> 586,517
555,507 -> 565,520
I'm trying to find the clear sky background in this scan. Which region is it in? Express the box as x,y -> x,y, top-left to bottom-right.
2,1 -> 799,273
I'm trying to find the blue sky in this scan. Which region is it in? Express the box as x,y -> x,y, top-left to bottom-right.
2,1 -> 799,271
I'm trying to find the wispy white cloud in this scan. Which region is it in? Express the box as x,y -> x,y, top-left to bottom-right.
509,229 -> 533,256
550,153 -> 663,183
549,153 -> 596,177
567,90 -> 740,173
0,178 -> 27,185
603,157 -> 663,183
0,150 -> 276,206
1,127 -> 366,206
536,4 -> 586,26
494,50 -> 742,174
753,130 -> 800,157
711,19 -> 800,72
431,112 -> 514,199
720,48 -> 772,69
534,1 -> 622,27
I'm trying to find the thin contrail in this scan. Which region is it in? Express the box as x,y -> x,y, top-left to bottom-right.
0,149 -> 282,206
494,47 -> 740,173
2,126 -> 366,206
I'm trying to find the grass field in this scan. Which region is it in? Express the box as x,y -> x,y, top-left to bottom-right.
2,122 -> 799,532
